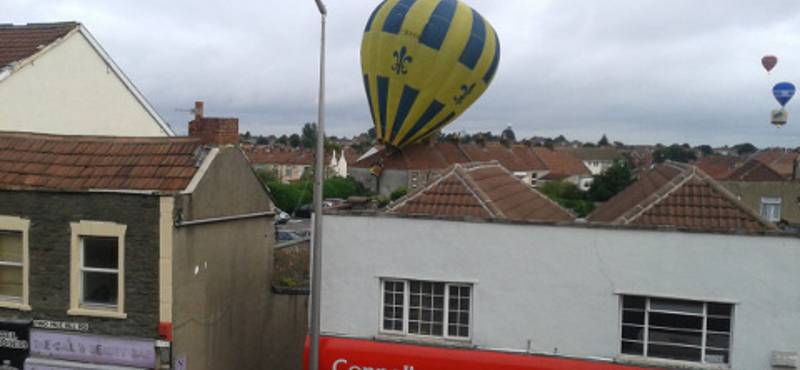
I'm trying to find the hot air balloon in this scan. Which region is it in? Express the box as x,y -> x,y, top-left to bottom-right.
361,0 -> 500,151
773,81 -> 795,107
771,109 -> 787,128
762,55 -> 778,73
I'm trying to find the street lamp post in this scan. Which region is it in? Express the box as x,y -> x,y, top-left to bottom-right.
310,1 -> 326,370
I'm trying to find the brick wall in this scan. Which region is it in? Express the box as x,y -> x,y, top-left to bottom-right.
0,190 -> 161,338
188,117 -> 239,146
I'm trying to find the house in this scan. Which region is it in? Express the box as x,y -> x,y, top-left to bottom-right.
314,212 -> 797,370
0,116 -> 274,369
752,149 -> 798,180
0,22 -> 174,137
572,147 -> 620,176
588,162 -> 778,232
247,146 -> 314,183
694,155 -> 744,180
349,140 -> 588,196
387,161 -> 575,222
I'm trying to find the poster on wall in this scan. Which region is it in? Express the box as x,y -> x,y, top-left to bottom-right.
0,319 -> 31,370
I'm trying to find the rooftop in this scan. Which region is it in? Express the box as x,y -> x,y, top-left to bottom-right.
0,22 -> 78,68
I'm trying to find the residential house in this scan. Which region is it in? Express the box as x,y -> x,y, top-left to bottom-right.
752,149 -> 798,180
532,147 -> 593,190
387,161 -> 575,222
0,116 -> 274,369
247,146 -> 314,183
588,162 -> 777,232
349,140 -> 588,196
572,147 -> 620,176
715,159 -> 800,231
315,212 -> 796,370
0,22 -> 174,136
694,155 -> 744,180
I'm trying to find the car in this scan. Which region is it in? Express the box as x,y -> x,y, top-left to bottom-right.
275,229 -> 301,243
294,204 -> 313,218
274,208 -> 290,224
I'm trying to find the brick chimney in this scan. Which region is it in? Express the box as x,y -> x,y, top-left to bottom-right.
188,101 -> 239,146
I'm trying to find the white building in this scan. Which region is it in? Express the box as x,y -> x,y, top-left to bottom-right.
318,214 -> 799,370
0,22 -> 174,136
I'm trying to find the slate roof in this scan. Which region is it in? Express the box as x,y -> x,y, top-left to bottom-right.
388,161 -> 575,222
588,162 -> 778,232
0,22 -> 77,68
0,131 -> 203,192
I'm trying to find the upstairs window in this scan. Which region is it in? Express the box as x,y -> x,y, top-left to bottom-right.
621,295 -> 733,364
381,279 -> 471,340
69,221 -> 127,319
0,215 -> 29,310
760,197 -> 782,222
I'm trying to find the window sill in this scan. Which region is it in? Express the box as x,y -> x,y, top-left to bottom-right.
376,333 -> 473,348
0,301 -> 31,311
616,355 -> 729,370
68,307 -> 127,319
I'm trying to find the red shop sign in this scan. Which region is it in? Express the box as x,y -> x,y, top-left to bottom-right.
305,336 -> 650,370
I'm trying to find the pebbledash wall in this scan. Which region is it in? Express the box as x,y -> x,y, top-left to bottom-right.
320,214 -> 800,370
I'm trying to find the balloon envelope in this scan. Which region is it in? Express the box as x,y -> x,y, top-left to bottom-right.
773,82 -> 795,107
762,55 -> 777,72
361,0 -> 500,150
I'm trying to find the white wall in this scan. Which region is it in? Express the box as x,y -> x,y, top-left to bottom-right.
0,30 -> 170,136
321,215 -> 800,370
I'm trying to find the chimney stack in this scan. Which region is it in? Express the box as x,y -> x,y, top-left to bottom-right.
188,102 -> 239,146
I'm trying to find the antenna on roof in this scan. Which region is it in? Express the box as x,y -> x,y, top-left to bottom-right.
175,101 -> 204,120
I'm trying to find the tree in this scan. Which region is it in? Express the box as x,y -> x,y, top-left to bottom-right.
289,134 -> 301,148
598,134 -> 610,147
256,168 -> 281,184
696,144 -> 714,157
276,135 -> 289,145
302,122 -> 317,148
323,177 -> 366,200
733,143 -> 757,156
653,144 -> 697,163
266,182 -> 307,213
501,125 -> 516,142
538,180 -> 595,217
588,159 -> 634,202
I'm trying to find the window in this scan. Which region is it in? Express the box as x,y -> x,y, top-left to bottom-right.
381,279 -> 471,340
760,197 -> 782,222
0,216 -> 30,310
69,221 -> 126,319
621,295 -> 733,364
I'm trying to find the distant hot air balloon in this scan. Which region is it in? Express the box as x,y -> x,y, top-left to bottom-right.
773,81 -> 795,107
361,0 -> 500,151
762,55 -> 778,73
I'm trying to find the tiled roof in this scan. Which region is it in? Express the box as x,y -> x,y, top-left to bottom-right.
533,148 -> 591,178
724,159 -> 786,182
588,162 -> 778,232
694,155 -> 743,179
0,131 -> 203,192
246,147 -> 314,166
0,22 -> 77,68
459,143 -> 547,172
753,150 -> 798,179
572,147 -> 620,161
388,161 -> 575,222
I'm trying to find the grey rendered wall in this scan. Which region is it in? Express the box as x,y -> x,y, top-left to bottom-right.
349,167 -> 408,196
171,147 -> 275,370
321,215 -> 800,370
0,191 -> 160,337
721,181 -> 800,225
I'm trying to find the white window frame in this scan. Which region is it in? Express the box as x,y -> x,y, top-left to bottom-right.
620,295 -> 733,365
760,197 -> 782,222
0,216 -> 30,311
380,279 -> 472,341
69,221 -> 127,319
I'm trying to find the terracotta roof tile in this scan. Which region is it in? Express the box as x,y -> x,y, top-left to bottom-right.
724,159 -> 786,182
389,161 -> 575,222
588,162 -> 778,232
0,131 -> 204,192
0,22 -> 77,69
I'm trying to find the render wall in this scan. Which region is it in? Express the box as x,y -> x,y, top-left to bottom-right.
721,181 -> 800,226
321,214 -> 800,370
171,147 -> 275,370
0,190 -> 160,337
0,30 -> 169,136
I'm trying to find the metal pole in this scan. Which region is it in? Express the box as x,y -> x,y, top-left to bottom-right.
310,1 -> 326,370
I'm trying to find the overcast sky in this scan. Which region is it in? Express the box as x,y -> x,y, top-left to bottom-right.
7,0 -> 800,148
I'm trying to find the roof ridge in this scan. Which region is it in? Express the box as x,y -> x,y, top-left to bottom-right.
618,163 -> 695,224
453,164 -> 503,218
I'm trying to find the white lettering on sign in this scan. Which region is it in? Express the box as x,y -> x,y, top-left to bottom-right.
0,330 -> 27,349
32,320 -> 89,332
333,358 -> 415,370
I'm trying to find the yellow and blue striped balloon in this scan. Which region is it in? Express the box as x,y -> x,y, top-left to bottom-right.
361,0 -> 500,150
